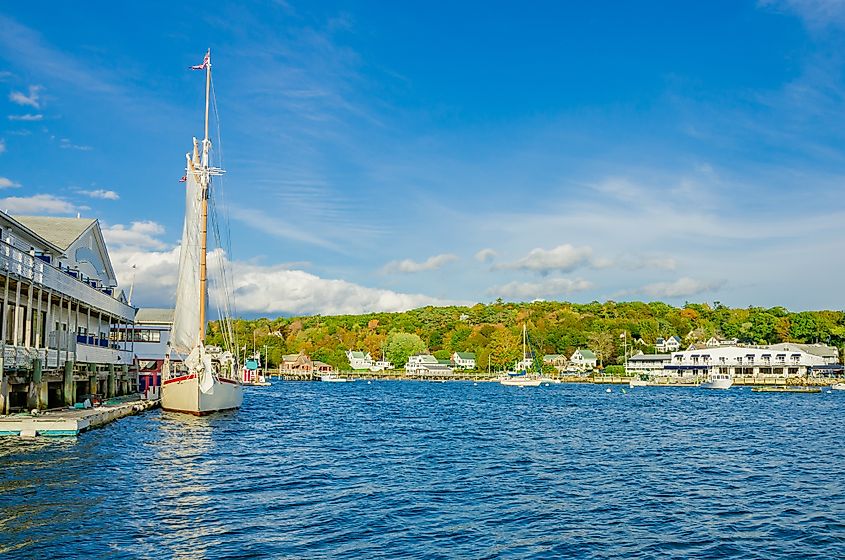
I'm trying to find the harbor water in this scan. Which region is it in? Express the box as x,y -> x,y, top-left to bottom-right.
2,381 -> 845,558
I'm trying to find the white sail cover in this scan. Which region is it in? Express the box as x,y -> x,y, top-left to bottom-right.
170,153 -> 204,354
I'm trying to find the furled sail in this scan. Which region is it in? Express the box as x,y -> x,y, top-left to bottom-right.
170,143 -> 204,354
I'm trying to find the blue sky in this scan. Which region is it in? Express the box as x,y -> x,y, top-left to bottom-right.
1,1 -> 844,315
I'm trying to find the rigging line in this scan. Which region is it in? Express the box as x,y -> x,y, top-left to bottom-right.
210,74 -> 233,261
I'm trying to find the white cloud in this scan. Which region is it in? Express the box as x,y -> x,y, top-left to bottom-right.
7,113 -> 42,121
0,177 -> 20,189
230,262 -> 458,315
497,244 -> 596,274
59,138 -> 92,151
474,248 -> 496,262
9,85 -> 42,108
79,189 -> 119,200
382,253 -> 458,274
759,0 -> 845,29
0,194 -> 75,214
488,277 -> 593,301
620,255 -> 678,271
102,221 -> 167,250
638,277 -> 725,299
0,139 -> 5,154
105,222 -> 460,315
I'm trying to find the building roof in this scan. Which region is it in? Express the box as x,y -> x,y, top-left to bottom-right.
135,308 -> 175,324
348,351 -> 367,359
454,352 -> 476,360
767,342 -> 839,359
13,216 -> 96,250
544,354 -> 566,360
576,349 -> 597,360
629,353 -> 671,362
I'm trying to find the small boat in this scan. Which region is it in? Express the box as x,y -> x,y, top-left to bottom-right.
699,372 -> 733,390
629,374 -> 651,388
320,373 -> 348,383
830,383 -> 845,390
499,324 -> 542,387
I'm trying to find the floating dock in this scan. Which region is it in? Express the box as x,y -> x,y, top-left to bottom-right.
751,386 -> 822,393
0,397 -> 159,437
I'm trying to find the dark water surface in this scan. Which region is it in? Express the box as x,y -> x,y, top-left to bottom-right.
2,381 -> 845,559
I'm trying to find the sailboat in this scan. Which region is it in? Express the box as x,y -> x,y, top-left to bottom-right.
161,50 -> 244,415
499,324 -> 543,387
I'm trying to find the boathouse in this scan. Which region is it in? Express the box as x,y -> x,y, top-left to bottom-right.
0,213 -> 137,413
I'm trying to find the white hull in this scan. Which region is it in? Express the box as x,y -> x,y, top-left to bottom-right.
499,376 -> 543,387
830,383 -> 845,391
321,374 -> 348,383
629,379 -> 650,387
700,378 -> 733,390
162,374 -> 243,415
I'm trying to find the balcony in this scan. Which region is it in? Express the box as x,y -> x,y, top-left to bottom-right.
0,240 -> 134,321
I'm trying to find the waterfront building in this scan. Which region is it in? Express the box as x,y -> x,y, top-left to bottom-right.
280,352 -> 313,375
664,346 -> 827,378
132,308 -> 174,398
345,350 -> 374,370
625,353 -> 671,375
543,354 -> 569,372
405,354 -> 453,375
703,336 -> 740,348
654,336 -> 682,352
0,212 -> 137,412
452,351 -> 476,370
765,343 -> 839,365
370,359 -> 393,371
312,360 -> 334,374
570,348 -> 598,372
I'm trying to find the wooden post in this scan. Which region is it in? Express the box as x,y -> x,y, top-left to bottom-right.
63,360 -> 74,406
108,363 -> 116,398
0,356 -> 6,415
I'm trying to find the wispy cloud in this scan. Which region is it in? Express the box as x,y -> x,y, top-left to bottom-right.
59,138 -> 92,151
382,253 -> 458,274
475,248 -> 496,263
759,0 -> 845,29
101,221 -> 167,250
635,277 -> 725,299
0,139 -> 5,154
0,194 -> 76,215
9,85 -> 43,108
78,189 -> 118,200
488,277 -> 593,301
7,113 -> 42,121
496,244 -> 598,274
0,177 -> 20,189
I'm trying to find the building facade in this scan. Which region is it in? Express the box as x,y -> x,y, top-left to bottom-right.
0,213 -> 137,412
664,346 -> 827,378
570,348 -> 597,371
346,350 -> 373,370
452,351 -> 476,370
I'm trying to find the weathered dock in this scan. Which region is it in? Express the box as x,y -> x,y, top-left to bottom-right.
0,396 -> 159,437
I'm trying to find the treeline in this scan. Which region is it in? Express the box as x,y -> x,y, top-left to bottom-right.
206,300 -> 845,371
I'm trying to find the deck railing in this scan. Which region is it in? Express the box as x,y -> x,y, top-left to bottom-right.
0,239 -> 134,320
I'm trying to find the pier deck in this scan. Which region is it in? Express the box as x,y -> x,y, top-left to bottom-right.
0,397 -> 159,437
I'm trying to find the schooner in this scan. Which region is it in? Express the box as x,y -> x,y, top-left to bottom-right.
161,50 -> 243,415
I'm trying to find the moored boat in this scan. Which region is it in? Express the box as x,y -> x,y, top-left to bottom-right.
830,382 -> 845,391
161,50 -> 243,415
320,373 -> 349,383
499,324 -> 543,387
699,372 -> 733,390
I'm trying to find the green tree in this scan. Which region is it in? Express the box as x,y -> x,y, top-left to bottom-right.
385,332 -> 426,368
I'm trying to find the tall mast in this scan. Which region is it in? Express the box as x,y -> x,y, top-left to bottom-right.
198,49 -> 211,344
523,323 -> 527,360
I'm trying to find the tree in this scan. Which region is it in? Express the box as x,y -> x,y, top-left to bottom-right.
488,327 -> 520,369
587,331 -> 616,367
385,332 -> 426,368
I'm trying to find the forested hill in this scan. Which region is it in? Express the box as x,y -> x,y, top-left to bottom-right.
207,301 -> 845,371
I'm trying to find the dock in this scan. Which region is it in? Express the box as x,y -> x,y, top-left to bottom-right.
0,396 -> 159,437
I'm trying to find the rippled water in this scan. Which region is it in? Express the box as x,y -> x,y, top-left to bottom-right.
2,382 -> 845,558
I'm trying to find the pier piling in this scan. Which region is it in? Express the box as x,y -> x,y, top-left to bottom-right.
63,361 -> 74,406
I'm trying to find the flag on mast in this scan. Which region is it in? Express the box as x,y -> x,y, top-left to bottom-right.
190,51 -> 210,70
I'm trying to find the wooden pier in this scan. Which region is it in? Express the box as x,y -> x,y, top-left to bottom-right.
0,396 -> 159,437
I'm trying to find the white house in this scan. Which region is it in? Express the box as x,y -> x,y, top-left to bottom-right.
570,348 -> 598,371
405,354 -> 453,375
370,359 -> 394,372
346,350 -> 374,370
665,346 -> 827,378
452,351 -> 476,370
703,336 -> 739,348
655,336 -> 682,352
